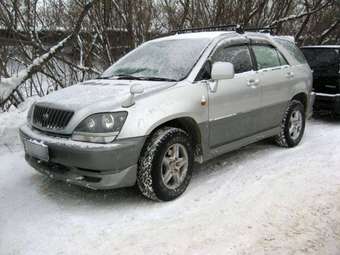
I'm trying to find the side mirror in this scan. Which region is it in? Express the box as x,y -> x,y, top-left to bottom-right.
122,84 -> 144,108
211,62 -> 235,80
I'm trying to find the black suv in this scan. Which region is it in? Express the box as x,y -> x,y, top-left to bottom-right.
301,46 -> 340,117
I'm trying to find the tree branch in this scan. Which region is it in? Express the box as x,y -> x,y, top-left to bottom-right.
270,1 -> 332,26
0,0 -> 96,107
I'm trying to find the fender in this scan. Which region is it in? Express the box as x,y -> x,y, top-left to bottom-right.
117,82 -> 209,139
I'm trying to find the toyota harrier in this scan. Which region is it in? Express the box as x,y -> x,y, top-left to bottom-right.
20,28 -> 313,201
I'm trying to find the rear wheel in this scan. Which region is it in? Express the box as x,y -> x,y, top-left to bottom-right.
275,100 -> 306,148
137,127 -> 194,201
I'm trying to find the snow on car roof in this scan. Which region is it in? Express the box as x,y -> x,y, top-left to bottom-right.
153,31 -> 236,42
151,31 -> 293,44
301,45 -> 340,49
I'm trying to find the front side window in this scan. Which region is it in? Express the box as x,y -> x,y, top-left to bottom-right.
252,45 -> 282,69
211,45 -> 253,74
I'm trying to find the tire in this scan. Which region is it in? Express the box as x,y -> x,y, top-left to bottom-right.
137,127 -> 194,201
275,100 -> 306,148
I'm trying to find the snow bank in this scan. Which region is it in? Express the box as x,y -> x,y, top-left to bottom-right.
0,97 -> 36,153
0,72 -> 28,101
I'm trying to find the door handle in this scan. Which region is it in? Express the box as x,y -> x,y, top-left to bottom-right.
247,79 -> 260,87
286,71 -> 294,78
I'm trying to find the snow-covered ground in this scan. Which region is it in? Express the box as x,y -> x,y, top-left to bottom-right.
1,112 -> 340,254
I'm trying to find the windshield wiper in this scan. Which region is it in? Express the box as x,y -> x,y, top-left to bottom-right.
97,75 -> 177,82
97,74 -> 143,80
138,76 -> 177,82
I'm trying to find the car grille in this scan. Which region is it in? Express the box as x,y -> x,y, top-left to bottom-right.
32,105 -> 74,130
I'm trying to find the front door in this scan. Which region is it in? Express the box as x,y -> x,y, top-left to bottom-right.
208,44 -> 262,148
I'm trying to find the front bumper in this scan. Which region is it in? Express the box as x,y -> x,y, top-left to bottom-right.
19,125 -> 146,189
313,92 -> 340,115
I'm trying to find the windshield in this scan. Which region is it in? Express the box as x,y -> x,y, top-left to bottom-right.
100,38 -> 211,81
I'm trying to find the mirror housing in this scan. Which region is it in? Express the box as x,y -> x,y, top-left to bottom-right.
130,84 -> 144,95
211,62 -> 235,80
122,84 -> 144,108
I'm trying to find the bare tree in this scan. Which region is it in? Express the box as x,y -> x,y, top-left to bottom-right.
0,0 -> 339,111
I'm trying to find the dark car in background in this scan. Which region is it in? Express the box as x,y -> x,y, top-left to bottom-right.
301,46 -> 340,117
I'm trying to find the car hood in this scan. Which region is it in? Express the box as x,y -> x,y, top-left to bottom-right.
36,79 -> 177,111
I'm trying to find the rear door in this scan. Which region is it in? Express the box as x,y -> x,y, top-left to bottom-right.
250,43 -> 292,131
208,41 -> 262,148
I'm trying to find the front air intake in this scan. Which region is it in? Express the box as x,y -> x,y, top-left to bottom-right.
32,105 -> 74,130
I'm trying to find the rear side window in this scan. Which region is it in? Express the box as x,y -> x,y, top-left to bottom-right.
211,45 -> 253,74
274,38 -> 307,64
252,45 -> 282,69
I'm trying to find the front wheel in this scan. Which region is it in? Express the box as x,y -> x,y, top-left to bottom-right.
137,127 -> 194,201
275,100 -> 306,148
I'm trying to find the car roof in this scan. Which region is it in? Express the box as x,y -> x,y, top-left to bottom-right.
301,45 -> 340,49
152,31 -> 237,42
152,31 -> 289,45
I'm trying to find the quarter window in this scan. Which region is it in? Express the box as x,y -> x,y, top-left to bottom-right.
274,38 -> 307,64
211,45 -> 253,74
252,45 -> 282,69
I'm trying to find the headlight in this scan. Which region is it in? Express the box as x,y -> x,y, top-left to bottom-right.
72,112 -> 127,143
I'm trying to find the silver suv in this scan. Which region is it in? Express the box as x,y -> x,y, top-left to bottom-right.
20,28 -> 313,201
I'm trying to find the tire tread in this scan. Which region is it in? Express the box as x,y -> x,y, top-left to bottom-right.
275,100 -> 305,148
137,127 -> 191,201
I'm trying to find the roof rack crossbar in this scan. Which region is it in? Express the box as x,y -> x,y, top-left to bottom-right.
171,24 -> 276,35
173,24 -> 244,34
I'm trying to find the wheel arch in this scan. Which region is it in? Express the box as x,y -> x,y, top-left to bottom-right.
145,117 -> 203,162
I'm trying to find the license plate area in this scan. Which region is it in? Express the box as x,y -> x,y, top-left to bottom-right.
23,139 -> 49,162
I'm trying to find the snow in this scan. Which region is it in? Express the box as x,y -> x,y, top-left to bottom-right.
0,97 -> 36,154
0,72 -> 28,101
272,35 -> 295,43
37,79 -> 176,111
1,113 -> 340,254
302,45 -> 340,49
154,31 -> 231,42
101,38 -> 211,81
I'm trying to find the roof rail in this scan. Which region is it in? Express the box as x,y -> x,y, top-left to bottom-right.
171,24 -> 276,35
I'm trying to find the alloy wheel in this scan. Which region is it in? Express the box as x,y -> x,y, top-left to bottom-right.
289,109 -> 303,140
161,143 -> 189,190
